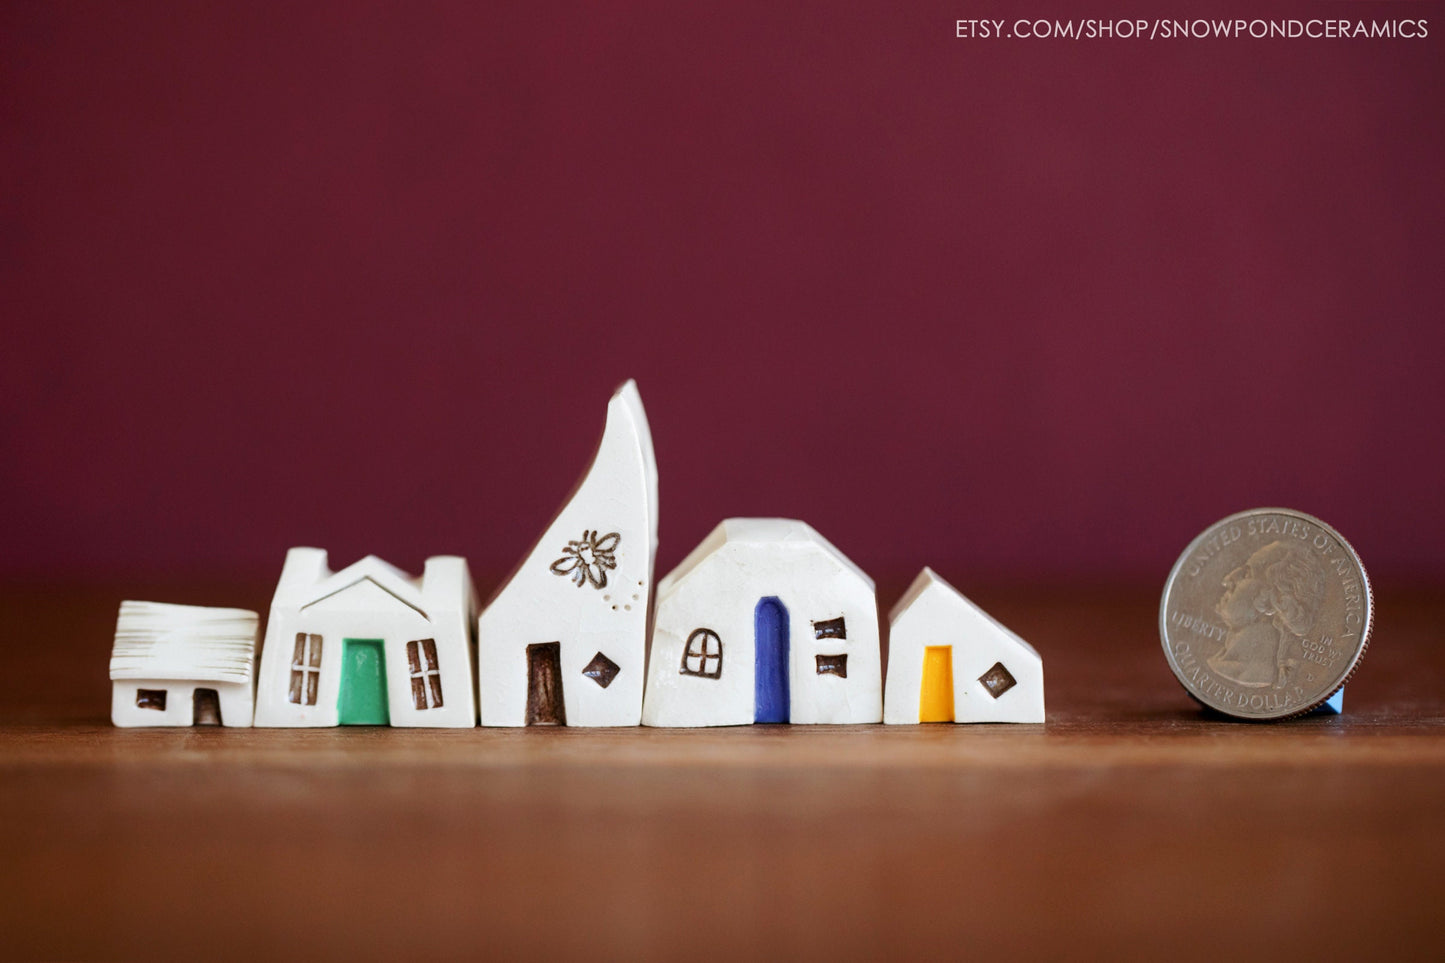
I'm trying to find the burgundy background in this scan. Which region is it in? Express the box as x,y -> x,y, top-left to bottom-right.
3,2 -> 1441,589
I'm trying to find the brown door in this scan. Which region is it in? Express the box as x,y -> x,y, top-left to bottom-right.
193,688 -> 221,725
526,642 -> 566,725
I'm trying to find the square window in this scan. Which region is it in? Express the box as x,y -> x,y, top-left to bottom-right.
816,654 -> 848,677
813,617 -> 846,640
136,688 -> 167,710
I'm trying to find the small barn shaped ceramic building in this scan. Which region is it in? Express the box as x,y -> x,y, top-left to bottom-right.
253,549 -> 477,727
110,601 -> 259,727
884,568 -> 1044,724
477,380 -> 658,726
643,518 -> 882,727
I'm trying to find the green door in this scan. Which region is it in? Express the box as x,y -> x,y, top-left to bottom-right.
338,639 -> 389,725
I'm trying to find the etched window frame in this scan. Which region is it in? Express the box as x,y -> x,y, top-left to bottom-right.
680,628 -> 723,679
289,633 -> 322,706
407,638 -> 444,710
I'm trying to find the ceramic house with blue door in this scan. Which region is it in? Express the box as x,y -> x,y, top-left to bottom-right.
476,380 -> 658,726
642,518 -> 882,727
253,548 -> 477,727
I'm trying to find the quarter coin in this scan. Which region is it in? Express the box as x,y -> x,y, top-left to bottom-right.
1160,508 -> 1373,720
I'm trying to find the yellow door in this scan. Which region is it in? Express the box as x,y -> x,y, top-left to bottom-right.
919,646 -> 955,722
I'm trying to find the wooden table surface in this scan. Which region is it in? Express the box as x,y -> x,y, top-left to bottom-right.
2,580 -> 1443,961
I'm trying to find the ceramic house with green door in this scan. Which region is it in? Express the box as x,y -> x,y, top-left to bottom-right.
253,548 -> 477,727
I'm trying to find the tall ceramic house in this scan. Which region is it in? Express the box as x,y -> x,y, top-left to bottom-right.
642,518 -> 882,727
477,380 -> 658,726
253,549 -> 477,727
110,601 -> 259,727
883,567 -> 1044,724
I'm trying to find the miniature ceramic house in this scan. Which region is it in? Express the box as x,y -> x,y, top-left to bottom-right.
883,568 -> 1044,724
110,601 -> 259,727
253,549 -> 477,727
476,380 -> 658,726
642,518 -> 882,727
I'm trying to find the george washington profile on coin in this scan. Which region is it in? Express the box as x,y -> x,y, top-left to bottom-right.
1161,508 -> 1373,720
1207,540 -> 1327,689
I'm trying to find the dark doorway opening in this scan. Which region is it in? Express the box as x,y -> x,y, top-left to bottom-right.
526,642 -> 566,725
193,688 -> 221,725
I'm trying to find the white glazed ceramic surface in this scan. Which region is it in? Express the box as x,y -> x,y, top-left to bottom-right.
111,679 -> 254,728
475,380 -> 659,727
110,601 -> 259,727
883,567 -> 1045,724
643,518 -> 882,727
253,551 -> 478,727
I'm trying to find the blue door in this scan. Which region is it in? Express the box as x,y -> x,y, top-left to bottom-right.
754,596 -> 790,723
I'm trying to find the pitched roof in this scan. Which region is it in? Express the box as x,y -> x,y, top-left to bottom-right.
658,518 -> 875,598
297,554 -> 427,617
479,380 -> 656,612
889,567 -> 1041,660
888,566 -> 942,622
110,601 -> 259,684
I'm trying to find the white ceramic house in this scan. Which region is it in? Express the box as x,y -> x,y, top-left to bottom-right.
477,379 -> 658,726
110,601 -> 259,727
643,518 -> 882,727
884,567 -> 1044,724
253,549 -> 477,727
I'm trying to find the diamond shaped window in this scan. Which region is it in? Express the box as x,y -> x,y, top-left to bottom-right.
582,651 -> 621,689
978,661 -> 1016,699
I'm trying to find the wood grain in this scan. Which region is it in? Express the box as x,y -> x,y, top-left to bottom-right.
2,581 -> 1442,961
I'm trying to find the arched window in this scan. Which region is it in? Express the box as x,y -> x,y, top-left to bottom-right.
680,628 -> 723,679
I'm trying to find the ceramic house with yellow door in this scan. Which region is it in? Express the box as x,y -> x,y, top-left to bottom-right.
643,519 -> 882,727
883,568 -> 1044,724
253,548 -> 477,727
